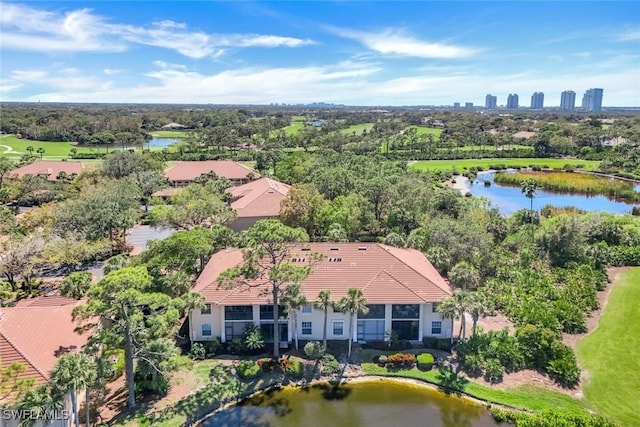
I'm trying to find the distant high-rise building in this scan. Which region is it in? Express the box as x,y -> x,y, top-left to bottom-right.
582,88 -> 604,111
485,94 -> 497,109
507,94 -> 519,109
560,90 -> 576,110
453,102 -> 460,109
465,102 -> 474,110
531,92 -> 544,109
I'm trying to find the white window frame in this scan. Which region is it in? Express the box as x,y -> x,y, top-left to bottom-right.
431,321 -> 442,335
301,305 -> 313,315
332,320 -> 344,336
201,304 -> 212,315
301,321 -> 312,335
202,323 -> 212,337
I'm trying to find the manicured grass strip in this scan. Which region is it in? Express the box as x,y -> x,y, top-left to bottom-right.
150,130 -> 191,138
578,268 -> 640,427
361,363 -> 588,414
340,123 -> 375,135
410,158 -> 600,172
0,135 -> 91,159
409,125 -> 443,138
494,171 -> 640,202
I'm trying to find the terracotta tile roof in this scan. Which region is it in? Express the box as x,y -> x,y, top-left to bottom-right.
195,243 -> 452,305
512,131 -> 537,139
227,178 -> 290,218
8,160 -> 84,182
163,161 -> 259,183
14,294 -> 79,308
0,302 -> 91,384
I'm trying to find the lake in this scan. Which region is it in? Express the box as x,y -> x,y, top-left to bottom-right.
199,380 -> 504,427
464,171 -> 640,215
147,138 -> 179,148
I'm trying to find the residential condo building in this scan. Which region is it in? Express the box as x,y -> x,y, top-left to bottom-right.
531,92 -> 544,109
560,90 -> 576,110
582,88 -> 604,112
507,93 -> 519,109
485,94 -> 497,109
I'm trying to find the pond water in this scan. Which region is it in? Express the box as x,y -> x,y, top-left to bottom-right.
147,138 -> 179,148
464,171 -> 640,216
200,380 -> 504,427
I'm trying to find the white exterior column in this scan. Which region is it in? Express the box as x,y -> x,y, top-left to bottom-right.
352,314 -> 358,343
384,304 -> 392,341
418,304 -> 424,341
220,307 -> 226,343
252,305 -> 260,327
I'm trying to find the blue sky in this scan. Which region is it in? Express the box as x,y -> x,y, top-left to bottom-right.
1,1 -> 639,106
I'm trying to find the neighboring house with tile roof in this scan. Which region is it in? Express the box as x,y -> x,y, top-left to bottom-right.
163,161 -> 259,187
7,160 -> 84,182
189,243 -> 453,347
226,178 -> 290,232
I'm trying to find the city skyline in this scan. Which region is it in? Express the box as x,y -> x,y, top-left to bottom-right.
0,2 -> 638,106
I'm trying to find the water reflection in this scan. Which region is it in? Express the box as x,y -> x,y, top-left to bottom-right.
465,171 -> 639,215
200,380 -> 505,427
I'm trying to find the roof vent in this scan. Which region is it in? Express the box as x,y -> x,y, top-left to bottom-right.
336,257 -> 342,262
351,262 -> 356,266
358,246 -> 368,251
330,247 -> 339,251
301,247 -> 311,251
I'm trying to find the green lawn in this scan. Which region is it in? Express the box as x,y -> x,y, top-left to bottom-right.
340,123 -> 375,135
410,158 -> 600,172
0,134 -> 94,159
409,125 -> 443,138
150,130 -> 191,138
578,267 -> 640,426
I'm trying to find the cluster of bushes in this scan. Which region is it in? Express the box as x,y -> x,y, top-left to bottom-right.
303,341 -> 341,376
422,337 -> 452,351
227,325 -> 265,355
491,408 -> 617,427
257,357 -> 289,373
236,357 -> 305,381
416,353 -> 435,370
236,360 -> 261,380
189,340 -> 222,360
458,326 -> 581,386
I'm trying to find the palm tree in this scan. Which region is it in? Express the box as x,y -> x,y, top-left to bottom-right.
50,353 -> 96,427
60,272 -> 92,300
521,178 -> 541,241
437,290 -> 472,340
467,291 -> 489,337
16,384 -> 64,427
314,289 -> 333,351
282,283 -> 308,350
36,147 -> 45,159
448,261 -> 480,291
338,288 -> 369,359
26,146 -> 34,156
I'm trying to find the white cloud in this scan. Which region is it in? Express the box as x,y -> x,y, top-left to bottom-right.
618,29 -> 640,41
10,68 -> 112,91
328,26 -> 477,59
0,3 -> 316,58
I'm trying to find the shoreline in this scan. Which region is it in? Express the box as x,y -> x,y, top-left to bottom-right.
191,372 -> 516,426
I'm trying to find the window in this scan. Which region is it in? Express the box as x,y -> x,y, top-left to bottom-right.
260,305 -> 287,320
392,304 -> 420,319
201,304 -> 212,315
360,304 -> 385,319
301,305 -> 313,314
224,305 -> 253,321
225,321 -> 253,340
431,321 -> 442,335
357,319 -> 385,341
432,302 -> 440,313
332,321 -> 344,336
391,320 -> 420,341
301,321 -> 312,335
201,323 -> 212,337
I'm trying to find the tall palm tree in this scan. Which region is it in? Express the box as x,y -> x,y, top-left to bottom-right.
26,146 -> 34,156
16,384 -> 64,427
338,288 -> 369,359
36,147 -> 45,159
50,353 -> 96,427
282,283 -> 308,350
467,291 -> 489,337
437,290 -> 472,340
314,289 -> 333,351
521,178 -> 541,242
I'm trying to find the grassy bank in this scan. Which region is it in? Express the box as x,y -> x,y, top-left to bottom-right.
410,158 -> 600,172
149,130 -> 190,138
494,171 -> 640,202
340,123 -> 375,135
578,268 -> 640,426
360,362 -> 588,415
0,135 -> 93,159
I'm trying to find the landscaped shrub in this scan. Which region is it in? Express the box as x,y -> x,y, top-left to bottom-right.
386,353 -> 417,369
285,360 -> 304,379
483,358 -> 505,383
547,344 -> 581,387
320,354 -> 341,375
236,360 -> 261,380
516,324 -> 561,369
256,357 -> 289,373
304,341 -> 325,360
416,353 -> 435,370
189,343 -> 206,361
422,337 -> 452,351
201,339 -> 222,356
377,355 -> 388,366
490,408 -> 617,427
